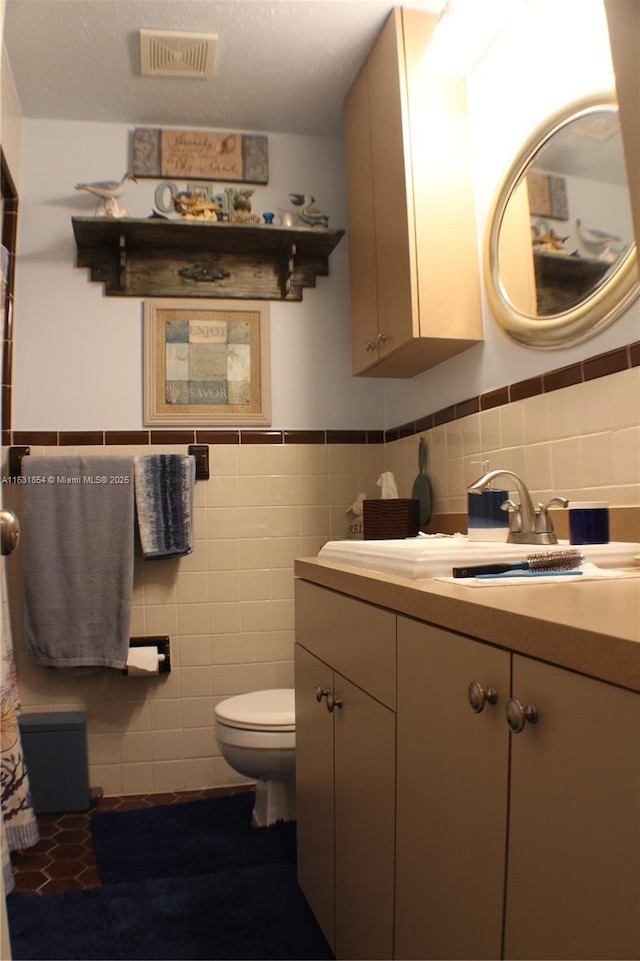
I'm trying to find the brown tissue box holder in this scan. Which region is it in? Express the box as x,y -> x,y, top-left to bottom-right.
363,499 -> 420,540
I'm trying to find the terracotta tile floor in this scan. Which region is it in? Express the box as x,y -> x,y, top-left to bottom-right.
10,787 -> 250,895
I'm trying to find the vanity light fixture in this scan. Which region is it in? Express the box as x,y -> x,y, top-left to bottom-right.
421,0 -> 525,77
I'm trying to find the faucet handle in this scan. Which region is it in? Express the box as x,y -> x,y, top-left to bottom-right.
536,496 -> 569,534
500,498 -> 522,533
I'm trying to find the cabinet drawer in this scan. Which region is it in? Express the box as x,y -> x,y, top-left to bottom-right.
295,579 -> 396,709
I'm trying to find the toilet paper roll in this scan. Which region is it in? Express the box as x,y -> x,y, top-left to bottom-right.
126,646 -> 160,676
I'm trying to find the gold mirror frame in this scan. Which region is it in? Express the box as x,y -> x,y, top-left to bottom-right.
484,92 -> 640,349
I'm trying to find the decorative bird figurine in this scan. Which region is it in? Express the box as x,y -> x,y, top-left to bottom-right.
575,218 -> 623,259
75,172 -> 136,217
225,187 -> 260,223
346,493 -> 366,517
289,194 -> 329,228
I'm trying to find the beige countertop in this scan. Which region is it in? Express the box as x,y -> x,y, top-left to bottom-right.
294,557 -> 640,694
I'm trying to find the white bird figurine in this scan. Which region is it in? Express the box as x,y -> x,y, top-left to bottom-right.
75,172 -> 136,217
575,218 -> 623,259
289,193 -> 329,228
346,493 -> 366,517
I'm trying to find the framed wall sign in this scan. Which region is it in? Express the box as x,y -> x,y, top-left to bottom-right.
143,298 -> 271,426
132,127 -> 269,184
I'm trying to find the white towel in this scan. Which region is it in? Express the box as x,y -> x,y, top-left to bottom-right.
21,456 -> 135,671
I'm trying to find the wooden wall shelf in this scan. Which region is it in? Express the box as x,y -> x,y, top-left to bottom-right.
533,250 -> 611,314
71,217 -> 345,301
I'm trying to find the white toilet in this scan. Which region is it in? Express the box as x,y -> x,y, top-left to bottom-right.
214,688 -> 296,827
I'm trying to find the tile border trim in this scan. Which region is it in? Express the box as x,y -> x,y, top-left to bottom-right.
7,340 -> 638,449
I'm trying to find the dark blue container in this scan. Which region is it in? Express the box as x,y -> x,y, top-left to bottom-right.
19,711 -> 90,813
569,501 -> 609,545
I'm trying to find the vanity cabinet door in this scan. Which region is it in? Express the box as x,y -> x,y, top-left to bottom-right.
295,644 -> 336,952
505,656 -> 640,961
334,674 -> 396,961
395,617 -> 511,960
294,581 -> 397,960
295,638 -> 397,961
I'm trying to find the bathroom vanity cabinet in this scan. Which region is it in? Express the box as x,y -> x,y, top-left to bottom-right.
342,7 -> 482,377
294,573 -> 640,960
396,617 -> 640,961
294,580 -> 396,960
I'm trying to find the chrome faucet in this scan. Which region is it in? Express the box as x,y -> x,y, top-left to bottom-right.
468,469 -> 568,545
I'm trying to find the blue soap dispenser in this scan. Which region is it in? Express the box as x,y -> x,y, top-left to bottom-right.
467,460 -> 510,542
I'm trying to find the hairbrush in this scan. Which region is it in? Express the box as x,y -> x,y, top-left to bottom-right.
452,548 -> 584,579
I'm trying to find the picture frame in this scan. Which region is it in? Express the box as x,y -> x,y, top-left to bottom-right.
143,298 -> 271,426
527,172 -> 569,221
132,127 -> 269,184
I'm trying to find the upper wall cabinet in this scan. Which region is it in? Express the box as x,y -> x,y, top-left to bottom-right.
343,7 -> 483,378
605,0 -> 640,257
71,217 -> 345,301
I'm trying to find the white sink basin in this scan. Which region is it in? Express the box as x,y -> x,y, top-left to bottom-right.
317,535 -> 640,579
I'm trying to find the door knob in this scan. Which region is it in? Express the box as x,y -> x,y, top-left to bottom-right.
0,509 -> 20,555
506,697 -> 538,733
468,681 -> 498,713
315,685 -> 329,703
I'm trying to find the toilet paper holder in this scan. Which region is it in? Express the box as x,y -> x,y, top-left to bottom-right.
122,635 -> 171,675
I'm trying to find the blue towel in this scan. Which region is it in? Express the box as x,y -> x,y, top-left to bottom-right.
20,456 -> 135,671
134,454 -> 196,559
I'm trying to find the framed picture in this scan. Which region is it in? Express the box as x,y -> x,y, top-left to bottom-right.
132,127 -> 268,184
143,298 -> 271,426
527,172 -> 569,221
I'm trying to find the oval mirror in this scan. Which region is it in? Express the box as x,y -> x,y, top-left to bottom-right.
485,93 -> 639,348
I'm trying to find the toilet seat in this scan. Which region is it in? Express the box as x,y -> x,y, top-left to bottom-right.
214,689 -> 295,732
216,724 -> 295,751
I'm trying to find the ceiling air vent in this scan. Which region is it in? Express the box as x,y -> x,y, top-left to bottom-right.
140,28 -> 218,79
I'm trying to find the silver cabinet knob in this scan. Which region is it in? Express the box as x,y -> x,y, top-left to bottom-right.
365,339 -> 376,351
0,509 -> 20,556
315,685 -> 329,703
506,697 -> 538,733
326,692 -> 343,713
468,681 -> 498,713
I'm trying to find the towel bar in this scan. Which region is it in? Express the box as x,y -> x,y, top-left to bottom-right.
9,446 -> 208,481
8,445 -> 30,480
188,444 -> 210,480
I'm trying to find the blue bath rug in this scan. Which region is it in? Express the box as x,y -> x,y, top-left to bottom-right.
7,862 -> 334,960
91,791 -> 296,883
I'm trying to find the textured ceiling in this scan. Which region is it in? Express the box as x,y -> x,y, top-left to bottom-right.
3,0 -> 443,137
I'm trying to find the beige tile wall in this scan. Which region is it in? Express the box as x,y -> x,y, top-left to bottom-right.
388,367 -> 640,515
6,441 -> 386,796
6,366 -> 638,797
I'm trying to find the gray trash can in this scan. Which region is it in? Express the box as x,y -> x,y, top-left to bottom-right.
19,711 -> 90,813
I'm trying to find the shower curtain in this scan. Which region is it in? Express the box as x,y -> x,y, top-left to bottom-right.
1,555 -> 38,893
